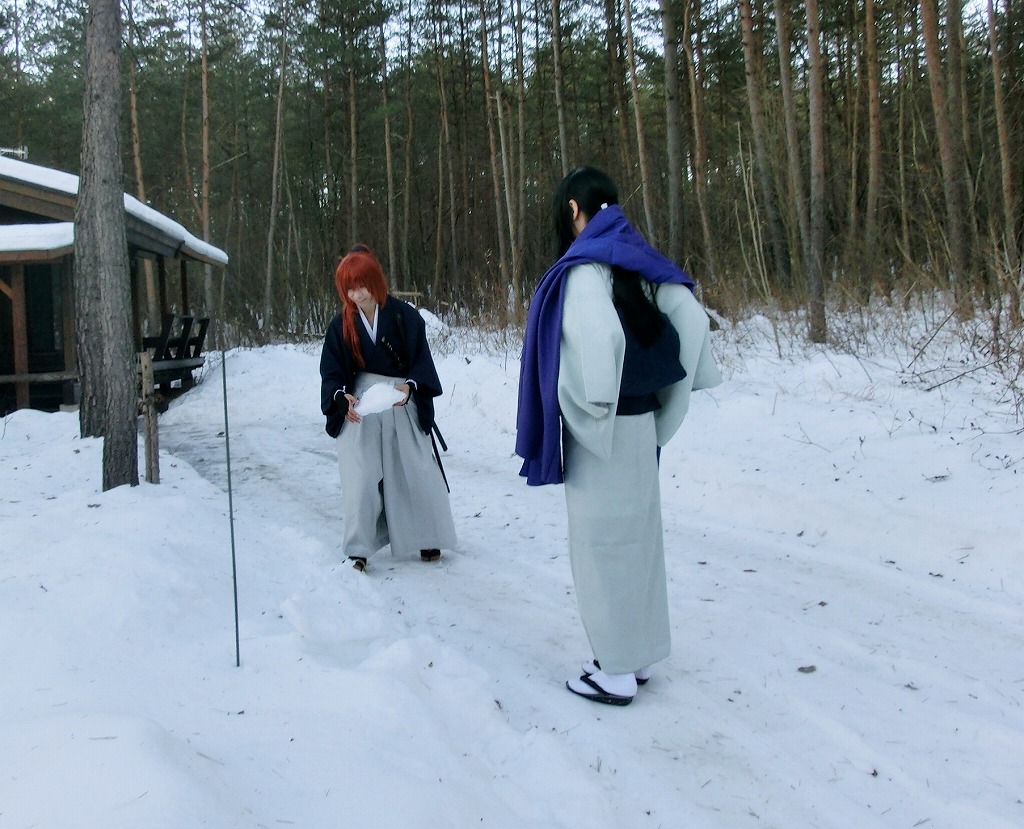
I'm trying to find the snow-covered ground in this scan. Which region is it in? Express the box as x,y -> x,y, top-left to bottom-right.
1,312 -> 1021,828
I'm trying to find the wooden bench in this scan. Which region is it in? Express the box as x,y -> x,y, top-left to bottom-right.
141,313 -> 209,395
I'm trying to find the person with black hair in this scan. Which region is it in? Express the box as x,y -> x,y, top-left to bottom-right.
517,166 -> 721,705
320,245 -> 456,571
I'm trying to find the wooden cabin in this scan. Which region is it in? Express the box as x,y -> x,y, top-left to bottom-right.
0,157 -> 228,414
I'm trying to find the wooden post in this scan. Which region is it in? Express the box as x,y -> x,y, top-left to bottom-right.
139,351 -> 160,484
130,255 -> 141,347
157,256 -> 168,314
61,260 -> 78,406
10,264 -> 29,409
180,259 -> 189,312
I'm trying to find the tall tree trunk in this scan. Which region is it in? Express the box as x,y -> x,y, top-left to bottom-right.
738,0 -> 790,287
987,0 -> 1019,319
433,125 -> 446,290
921,0 -> 968,294
661,0 -> 683,263
12,0 -> 24,147
493,20 -> 520,314
320,2 -> 337,262
433,20 -> 458,278
896,4 -> 913,270
404,88 -> 415,284
479,0 -> 511,291
551,0 -> 570,174
380,21 -> 397,280
842,8 -> 861,280
604,0 -> 634,189
624,0 -> 656,243
514,0 -> 527,317
458,0 -> 472,287
181,50 -> 200,227
403,0 -> 415,285
263,20 -> 287,330
199,0 -> 213,319
806,0 -> 827,342
125,0 -> 160,333
864,0 -> 883,289
947,0 -> 975,263
682,0 -> 718,282
348,66 -> 358,242
76,0 -> 139,489
773,0 -> 809,280
432,17 -> 446,291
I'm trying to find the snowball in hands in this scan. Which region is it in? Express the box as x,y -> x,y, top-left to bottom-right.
353,382 -> 406,415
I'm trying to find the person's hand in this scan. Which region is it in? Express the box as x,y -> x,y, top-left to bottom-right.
344,393 -> 361,422
393,383 -> 411,406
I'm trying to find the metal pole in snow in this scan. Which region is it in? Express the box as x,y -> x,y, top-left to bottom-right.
220,346 -> 241,667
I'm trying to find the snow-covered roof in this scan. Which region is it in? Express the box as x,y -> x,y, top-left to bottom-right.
0,222 -> 74,260
0,156 -> 228,266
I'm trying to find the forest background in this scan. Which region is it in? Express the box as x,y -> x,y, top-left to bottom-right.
1,0 -> 1022,384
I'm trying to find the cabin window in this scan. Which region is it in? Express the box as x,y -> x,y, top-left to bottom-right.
26,264 -> 62,354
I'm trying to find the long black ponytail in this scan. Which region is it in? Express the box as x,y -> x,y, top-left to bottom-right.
611,268 -> 666,348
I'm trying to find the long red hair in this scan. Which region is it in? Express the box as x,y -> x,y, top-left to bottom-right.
334,245 -> 390,368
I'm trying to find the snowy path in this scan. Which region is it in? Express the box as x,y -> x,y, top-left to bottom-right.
154,341 -> 1023,829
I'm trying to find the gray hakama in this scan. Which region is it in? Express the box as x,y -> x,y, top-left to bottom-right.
557,262 -> 721,676
563,412 -> 670,674
337,372 -> 457,559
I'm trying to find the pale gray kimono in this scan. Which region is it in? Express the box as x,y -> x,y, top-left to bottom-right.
337,372 -> 457,559
558,262 -> 721,674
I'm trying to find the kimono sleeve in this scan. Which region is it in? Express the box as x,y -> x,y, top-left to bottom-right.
653,285 -> 722,446
400,305 -> 443,398
557,262 -> 625,460
319,315 -> 354,437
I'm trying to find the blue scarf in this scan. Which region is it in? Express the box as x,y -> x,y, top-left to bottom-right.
515,205 -> 695,485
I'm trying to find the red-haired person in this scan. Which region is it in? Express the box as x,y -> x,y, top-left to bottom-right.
319,245 -> 456,570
